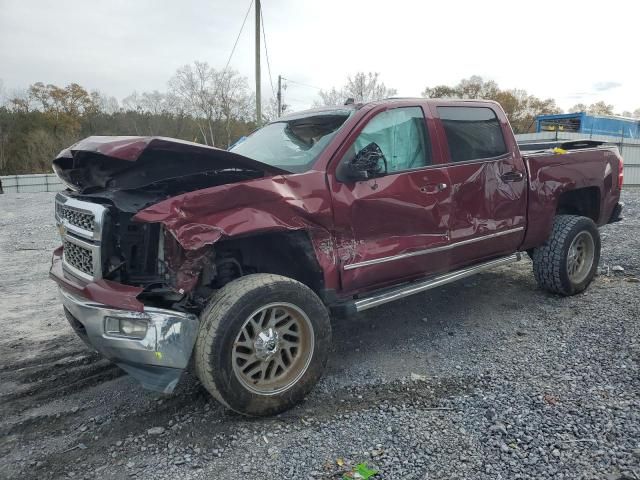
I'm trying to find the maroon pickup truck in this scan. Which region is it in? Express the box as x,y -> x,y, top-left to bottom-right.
50,99 -> 623,415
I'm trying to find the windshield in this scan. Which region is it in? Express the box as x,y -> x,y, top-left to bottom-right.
230,111 -> 353,173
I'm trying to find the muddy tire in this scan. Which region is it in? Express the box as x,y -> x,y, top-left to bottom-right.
532,215 -> 600,296
194,274 -> 331,416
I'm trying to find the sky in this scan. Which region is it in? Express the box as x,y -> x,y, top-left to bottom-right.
1,0 -> 639,113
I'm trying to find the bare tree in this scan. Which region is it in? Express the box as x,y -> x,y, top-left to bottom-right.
90,90 -> 119,114
216,69 -> 253,146
345,72 -> 397,102
315,87 -> 345,107
122,91 -> 143,112
457,75 -> 500,99
587,101 -> 615,116
423,76 -> 499,101
0,79 -> 6,107
569,103 -> 588,113
168,62 -> 217,144
123,91 -> 166,116
263,96 -> 292,122
421,84 -> 458,98
316,72 -> 397,106
0,79 -> 7,171
168,62 -> 252,146
570,102 -> 615,116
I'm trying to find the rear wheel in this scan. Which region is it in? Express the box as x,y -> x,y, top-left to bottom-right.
194,274 -> 331,416
532,215 -> 600,296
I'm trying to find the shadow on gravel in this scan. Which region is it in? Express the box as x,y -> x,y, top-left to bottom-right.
0,336 -> 125,430
326,267 -> 542,370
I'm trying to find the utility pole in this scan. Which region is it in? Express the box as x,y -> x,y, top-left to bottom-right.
255,0 -> 261,126
277,75 -> 282,117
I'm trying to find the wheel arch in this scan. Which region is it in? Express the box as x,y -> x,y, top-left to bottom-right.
205,230 -> 329,300
556,186 -> 601,223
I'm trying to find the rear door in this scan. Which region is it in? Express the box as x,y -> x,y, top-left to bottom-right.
327,104 -> 452,292
431,103 -> 527,268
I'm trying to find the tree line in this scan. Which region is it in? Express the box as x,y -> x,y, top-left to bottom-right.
419,76 -> 640,134
1,68 -> 637,176
0,62 -> 262,175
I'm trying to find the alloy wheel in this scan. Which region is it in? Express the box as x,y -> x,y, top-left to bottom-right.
231,302 -> 314,395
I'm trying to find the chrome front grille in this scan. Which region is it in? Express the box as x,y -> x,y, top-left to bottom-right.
59,207 -> 95,232
63,240 -> 94,276
55,193 -> 107,281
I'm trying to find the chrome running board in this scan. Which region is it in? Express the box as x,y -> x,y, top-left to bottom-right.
353,253 -> 521,312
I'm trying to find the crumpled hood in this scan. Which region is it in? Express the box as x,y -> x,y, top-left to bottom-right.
53,136 -> 288,192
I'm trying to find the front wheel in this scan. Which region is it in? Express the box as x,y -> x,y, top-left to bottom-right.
194,274 -> 331,416
532,215 -> 601,296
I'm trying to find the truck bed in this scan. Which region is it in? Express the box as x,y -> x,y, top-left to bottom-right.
517,138 -> 610,153
520,143 -> 623,250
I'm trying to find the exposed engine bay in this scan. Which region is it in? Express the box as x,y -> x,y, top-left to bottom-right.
53,136 -> 293,312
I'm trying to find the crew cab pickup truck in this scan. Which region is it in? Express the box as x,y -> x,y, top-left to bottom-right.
50,99 -> 624,415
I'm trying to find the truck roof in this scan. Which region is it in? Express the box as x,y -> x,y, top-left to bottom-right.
278,98 -> 500,122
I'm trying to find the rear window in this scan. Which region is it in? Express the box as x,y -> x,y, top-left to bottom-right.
437,106 -> 507,162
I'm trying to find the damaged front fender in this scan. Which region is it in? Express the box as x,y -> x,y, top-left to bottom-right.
133,171 -> 339,292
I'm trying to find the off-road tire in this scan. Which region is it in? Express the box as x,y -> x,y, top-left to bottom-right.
532,215 -> 600,296
194,274 -> 331,416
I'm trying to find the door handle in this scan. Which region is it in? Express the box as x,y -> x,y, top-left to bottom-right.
500,171 -> 524,182
420,182 -> 448,194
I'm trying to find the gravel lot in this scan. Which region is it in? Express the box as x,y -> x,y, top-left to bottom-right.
1,190 -> 638,480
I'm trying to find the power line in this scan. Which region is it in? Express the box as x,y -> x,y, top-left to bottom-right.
260,7 -> 276,99
283,78 -> 323,91
284,96 -> 313,104
223,0 -> 254,75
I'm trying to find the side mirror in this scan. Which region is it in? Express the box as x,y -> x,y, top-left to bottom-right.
345,142 -> 387,181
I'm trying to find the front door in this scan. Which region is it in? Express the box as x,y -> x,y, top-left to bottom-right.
328,105 -> 452,293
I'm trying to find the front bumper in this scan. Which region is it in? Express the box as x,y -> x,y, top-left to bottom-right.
60,288 -> 199,393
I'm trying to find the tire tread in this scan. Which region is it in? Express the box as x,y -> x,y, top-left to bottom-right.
532,215 -> 599,296
194,274 -> 329,415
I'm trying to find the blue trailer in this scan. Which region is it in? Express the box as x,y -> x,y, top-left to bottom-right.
535,112 -> 640,139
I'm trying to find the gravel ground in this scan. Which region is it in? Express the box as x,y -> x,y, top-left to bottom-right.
0,190 -> 638,480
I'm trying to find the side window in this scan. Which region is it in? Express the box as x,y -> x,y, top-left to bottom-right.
349,107 -> 431,173
437,107 -> 507,162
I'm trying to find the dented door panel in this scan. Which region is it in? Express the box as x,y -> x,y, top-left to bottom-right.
330,168 -> 452,292
325,103 -> 454,293
429,101 -> 528,268
444,157 -> 527,268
